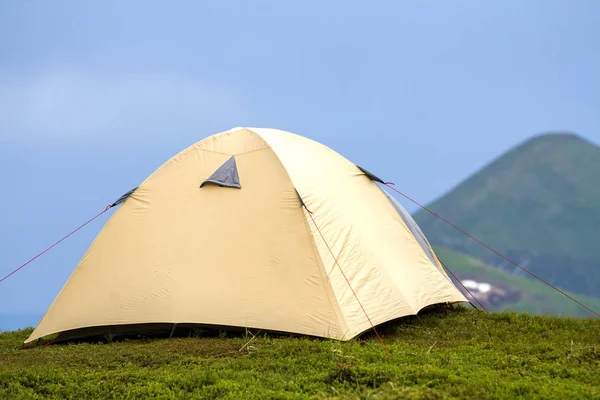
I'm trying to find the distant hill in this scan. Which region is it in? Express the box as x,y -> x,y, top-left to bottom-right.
434,246 -> 600,317
414,132 -> 600,298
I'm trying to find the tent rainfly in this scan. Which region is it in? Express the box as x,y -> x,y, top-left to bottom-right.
25,127 -> 467,344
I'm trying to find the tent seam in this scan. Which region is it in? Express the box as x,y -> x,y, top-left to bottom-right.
247,128 -> 350,339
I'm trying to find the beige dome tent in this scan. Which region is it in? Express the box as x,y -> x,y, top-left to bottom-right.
25,127 -> 466,344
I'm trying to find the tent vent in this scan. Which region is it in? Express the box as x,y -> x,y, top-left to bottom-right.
357,166 -> 385,184
112,187 -> 138,207
200,156 -> 241,189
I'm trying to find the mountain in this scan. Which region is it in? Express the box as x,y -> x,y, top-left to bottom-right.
434,246 -> 600,317
414,132 -> 600,298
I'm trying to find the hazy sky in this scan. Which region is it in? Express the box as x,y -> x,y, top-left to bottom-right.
1,1 -> 599,329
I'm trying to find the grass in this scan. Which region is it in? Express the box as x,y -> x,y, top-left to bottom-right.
1,307 -> 599,399
435,246 -> 600,318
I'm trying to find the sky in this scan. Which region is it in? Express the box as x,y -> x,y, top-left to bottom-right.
1,0 -> 599,331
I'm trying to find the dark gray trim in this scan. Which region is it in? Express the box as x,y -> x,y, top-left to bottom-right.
112,187 -> 138,207
200,156 -> 241,189
357,166 -> 385,184
295,189 -> 306,208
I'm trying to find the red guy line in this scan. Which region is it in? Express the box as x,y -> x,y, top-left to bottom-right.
0,205 -> 113,285
383,182 -> 600,318
303,205 -> 392,358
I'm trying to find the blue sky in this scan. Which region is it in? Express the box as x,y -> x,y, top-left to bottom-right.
1,0 -> 599,331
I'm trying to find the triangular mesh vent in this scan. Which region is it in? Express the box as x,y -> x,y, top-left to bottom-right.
200,156 -> 241,188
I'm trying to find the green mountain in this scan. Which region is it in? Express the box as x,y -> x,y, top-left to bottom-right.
414,132 -> 600,298
434,246 -> 600,317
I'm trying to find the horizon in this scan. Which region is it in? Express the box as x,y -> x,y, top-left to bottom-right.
2,1 -> 600,331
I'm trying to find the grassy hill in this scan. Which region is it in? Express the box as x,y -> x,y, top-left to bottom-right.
1,308 -> 599,399
435,246 -> 600,318
413,132 -> 600,299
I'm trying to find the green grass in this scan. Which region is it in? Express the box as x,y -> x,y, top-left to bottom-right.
1,307 -> 599,399
413,132 -> 600,298
435,246 -> 600,318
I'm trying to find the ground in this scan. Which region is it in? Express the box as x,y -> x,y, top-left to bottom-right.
1,307 -> 598,399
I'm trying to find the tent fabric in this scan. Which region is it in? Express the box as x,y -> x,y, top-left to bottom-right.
379,187 -> 451,281
24,127 -> 467,344
200,156 -> 241,188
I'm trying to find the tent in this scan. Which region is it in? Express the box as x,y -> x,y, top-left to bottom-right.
24,127 -> 466,344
